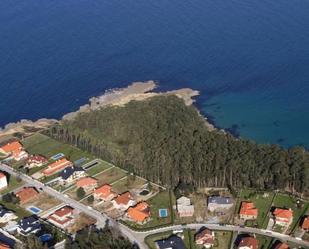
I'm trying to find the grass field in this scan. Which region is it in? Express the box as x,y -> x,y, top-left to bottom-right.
85,160 -> 113,176
236,189 -> 275,228
125,190 -> 173,229
112,176 -> 146,194
94,167 -> 127,186
0,201 -> 31,219
22,133 -> 95,163
256,234 -> 273,249
0,175 -> 24,195
271,193 -> 309,233
213,231 -> 233,249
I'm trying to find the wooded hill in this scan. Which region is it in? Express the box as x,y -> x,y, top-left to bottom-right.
46,95 -> 309,196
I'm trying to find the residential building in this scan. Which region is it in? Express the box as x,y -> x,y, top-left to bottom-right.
207,196 -> 233,212
0,206 -> 17,223
93,184 -> 116,201
0,173 -> 8,190
273,208 -> 293,226
237,236 -> 259,249
0,242 -> 10,249
239,202 -> 258,220
273,241 -> 289,249
176,196 -> 195,217
0,141 -> 28,161
15,187 -> 39,204
17,216 -> 41,236
195,228 -> 215,248
42,158 -> 73,176
301,216 -> 309,231
76,177 -> 98,192
155,235 -> 186,249
48,206 -> 75,230
25,155 -> 48,168
58,166 -> 86,185
112,192 -> 136,211
126,202 -> 150,224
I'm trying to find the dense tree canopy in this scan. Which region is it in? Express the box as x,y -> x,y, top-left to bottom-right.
47,96 -> 309,196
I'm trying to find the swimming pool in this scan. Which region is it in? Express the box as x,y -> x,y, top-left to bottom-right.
51,153 -> 65,160
39,233 -> 52,242
159,208 -> 168,218
27,206 -> 42,214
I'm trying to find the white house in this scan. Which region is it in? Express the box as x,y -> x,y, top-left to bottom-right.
0,206 -> 18,223
207,196 -> 234,212
176,196 -> 195,217
58,166 -> 86,185
0,173 -> 8,190
48,206 -> 75,230
17,216 -> 41,236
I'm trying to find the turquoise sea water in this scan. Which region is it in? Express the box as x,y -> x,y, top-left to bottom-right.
0,1 -> 309,148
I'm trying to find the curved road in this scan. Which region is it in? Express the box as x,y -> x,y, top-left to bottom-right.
1,163 -> 308,249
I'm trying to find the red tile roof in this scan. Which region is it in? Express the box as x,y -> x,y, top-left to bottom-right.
0,172 -> 6,179
273,208 -> 293,220
274,242 -> 289,249
94,184 -> 113,198
127,202 -> 150,222
238,237 -> 259,249
0,243 -> 10,249
76,177 -> 98,188
114,192 -> 133,205
27,155 -> 48,163
239,202 -> 258,217
15,187 -> 39,204
195,228 -> 214,245
54,206 -> 74,217
0,141 -> 24,158
42,158 -> 72,176
301,216 -> 309,230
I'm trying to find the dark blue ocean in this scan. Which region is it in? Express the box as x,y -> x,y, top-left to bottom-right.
1,1 -> 309,148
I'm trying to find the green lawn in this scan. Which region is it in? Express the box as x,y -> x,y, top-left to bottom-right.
22,133 -> 95,162
0,201 -> 31,219
95,167 -> 127,185
256,234 -> 273,249
271,193 -> 309,233
213,231 -> 233,249
125,191 -> 173,229
85,160 -> 113,176
112,176 -> 146,194
0,175 -> 24,195
237,189 -> 275,228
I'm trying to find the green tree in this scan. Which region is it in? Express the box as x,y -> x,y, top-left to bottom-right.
76,187 -> 86,199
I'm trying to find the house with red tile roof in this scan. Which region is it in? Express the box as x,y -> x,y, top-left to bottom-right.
112,192 -> 136,211
26,155 -> 48,168
0,173 -> 8,190
15,187 -> 39,204
301,216 -> 309,231
42,158 -> 73,176
76,177 -> 98,192
0,242 -> 10,249
237,236 -> 259,249
273,242 -> 289,249
195,228 -> 215,248
126,202 -> 150,224
273,208 -> 293,227
239,202 -> 258,220
48,206 -> 75,230
0,141 -> 28,161
93,184 -> 115,202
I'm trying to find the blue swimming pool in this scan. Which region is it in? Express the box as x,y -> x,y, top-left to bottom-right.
51,153 -> 65,160
27,206 -> 42,214
159,209 -> 168,218
39,234 -> 53,242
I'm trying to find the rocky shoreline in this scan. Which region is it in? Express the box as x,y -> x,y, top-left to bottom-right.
0,81 -> 215,138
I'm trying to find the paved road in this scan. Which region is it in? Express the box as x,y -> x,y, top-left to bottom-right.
1,163 -> 308,249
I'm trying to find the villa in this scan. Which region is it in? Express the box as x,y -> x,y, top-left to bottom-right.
273,208 -> 293,227
17,216 -> 41,236
42,158 -> 73,176
58,166 -> 86,185
0,242 -> 10,249
273,241 -> 289,249
176,196 -> 195,217
15,187 -> 39,204
301,216 -> 309,231
239,202 -> 258,220
207,196 -> 234,212
126,202 -> 150,224
112,192 -> 136,211
25,155 -> 48,168
155,235 -> 186,249
0,173 -> 8,190
48,206 -> 75,230
93,184 -> 116,202
0,141 -> 28,161
76,177 -> 98,192
237,236 -> 259,249
195,228 -> 215,248
0,206 -> 17,224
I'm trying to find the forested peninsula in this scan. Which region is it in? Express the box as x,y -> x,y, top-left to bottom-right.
46,95 -> 309,197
